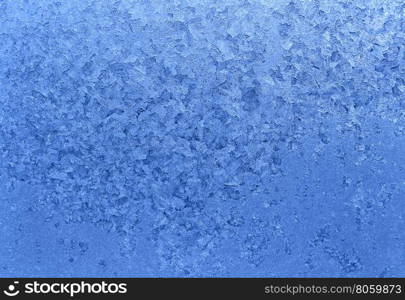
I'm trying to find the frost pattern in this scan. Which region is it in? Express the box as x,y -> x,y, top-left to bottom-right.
0,0 -> 404,276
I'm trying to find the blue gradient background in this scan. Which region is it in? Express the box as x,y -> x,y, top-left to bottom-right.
0,0 -> 404,277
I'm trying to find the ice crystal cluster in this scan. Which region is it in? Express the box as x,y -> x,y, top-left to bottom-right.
0,0 -> 404,276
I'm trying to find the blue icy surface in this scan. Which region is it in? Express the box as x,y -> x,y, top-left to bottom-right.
0,0 -> 404,277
